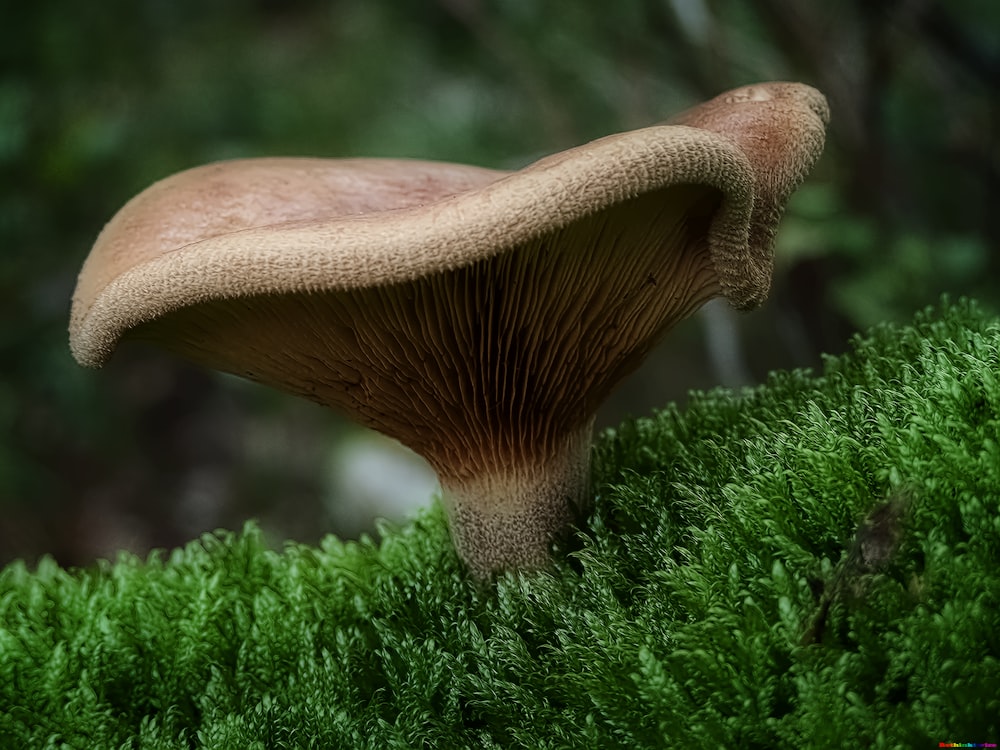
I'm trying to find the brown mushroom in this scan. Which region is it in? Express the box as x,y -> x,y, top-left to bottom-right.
69,82 -> 829,578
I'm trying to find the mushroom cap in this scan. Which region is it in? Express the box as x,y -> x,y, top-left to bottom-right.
72,82 -> 828,366
69,82 -> 828,573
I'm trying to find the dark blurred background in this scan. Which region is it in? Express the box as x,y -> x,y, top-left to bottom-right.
2,0 -> 997,567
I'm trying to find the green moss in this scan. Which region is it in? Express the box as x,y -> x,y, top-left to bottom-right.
2,299 -> 998,748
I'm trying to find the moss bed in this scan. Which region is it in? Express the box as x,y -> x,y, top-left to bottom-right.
2,299 -> 998,748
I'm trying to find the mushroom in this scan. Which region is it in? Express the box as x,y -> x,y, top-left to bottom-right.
69,82 -> 829,578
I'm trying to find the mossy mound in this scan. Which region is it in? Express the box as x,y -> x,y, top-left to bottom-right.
2,300 -> 998,748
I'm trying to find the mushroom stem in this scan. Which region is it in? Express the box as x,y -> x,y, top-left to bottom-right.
437,419 -> 595,578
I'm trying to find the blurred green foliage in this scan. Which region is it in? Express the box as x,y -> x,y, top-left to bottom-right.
1,0 -> 997,564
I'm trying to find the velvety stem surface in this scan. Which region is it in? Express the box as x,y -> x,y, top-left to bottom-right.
438,420 -> 595,578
